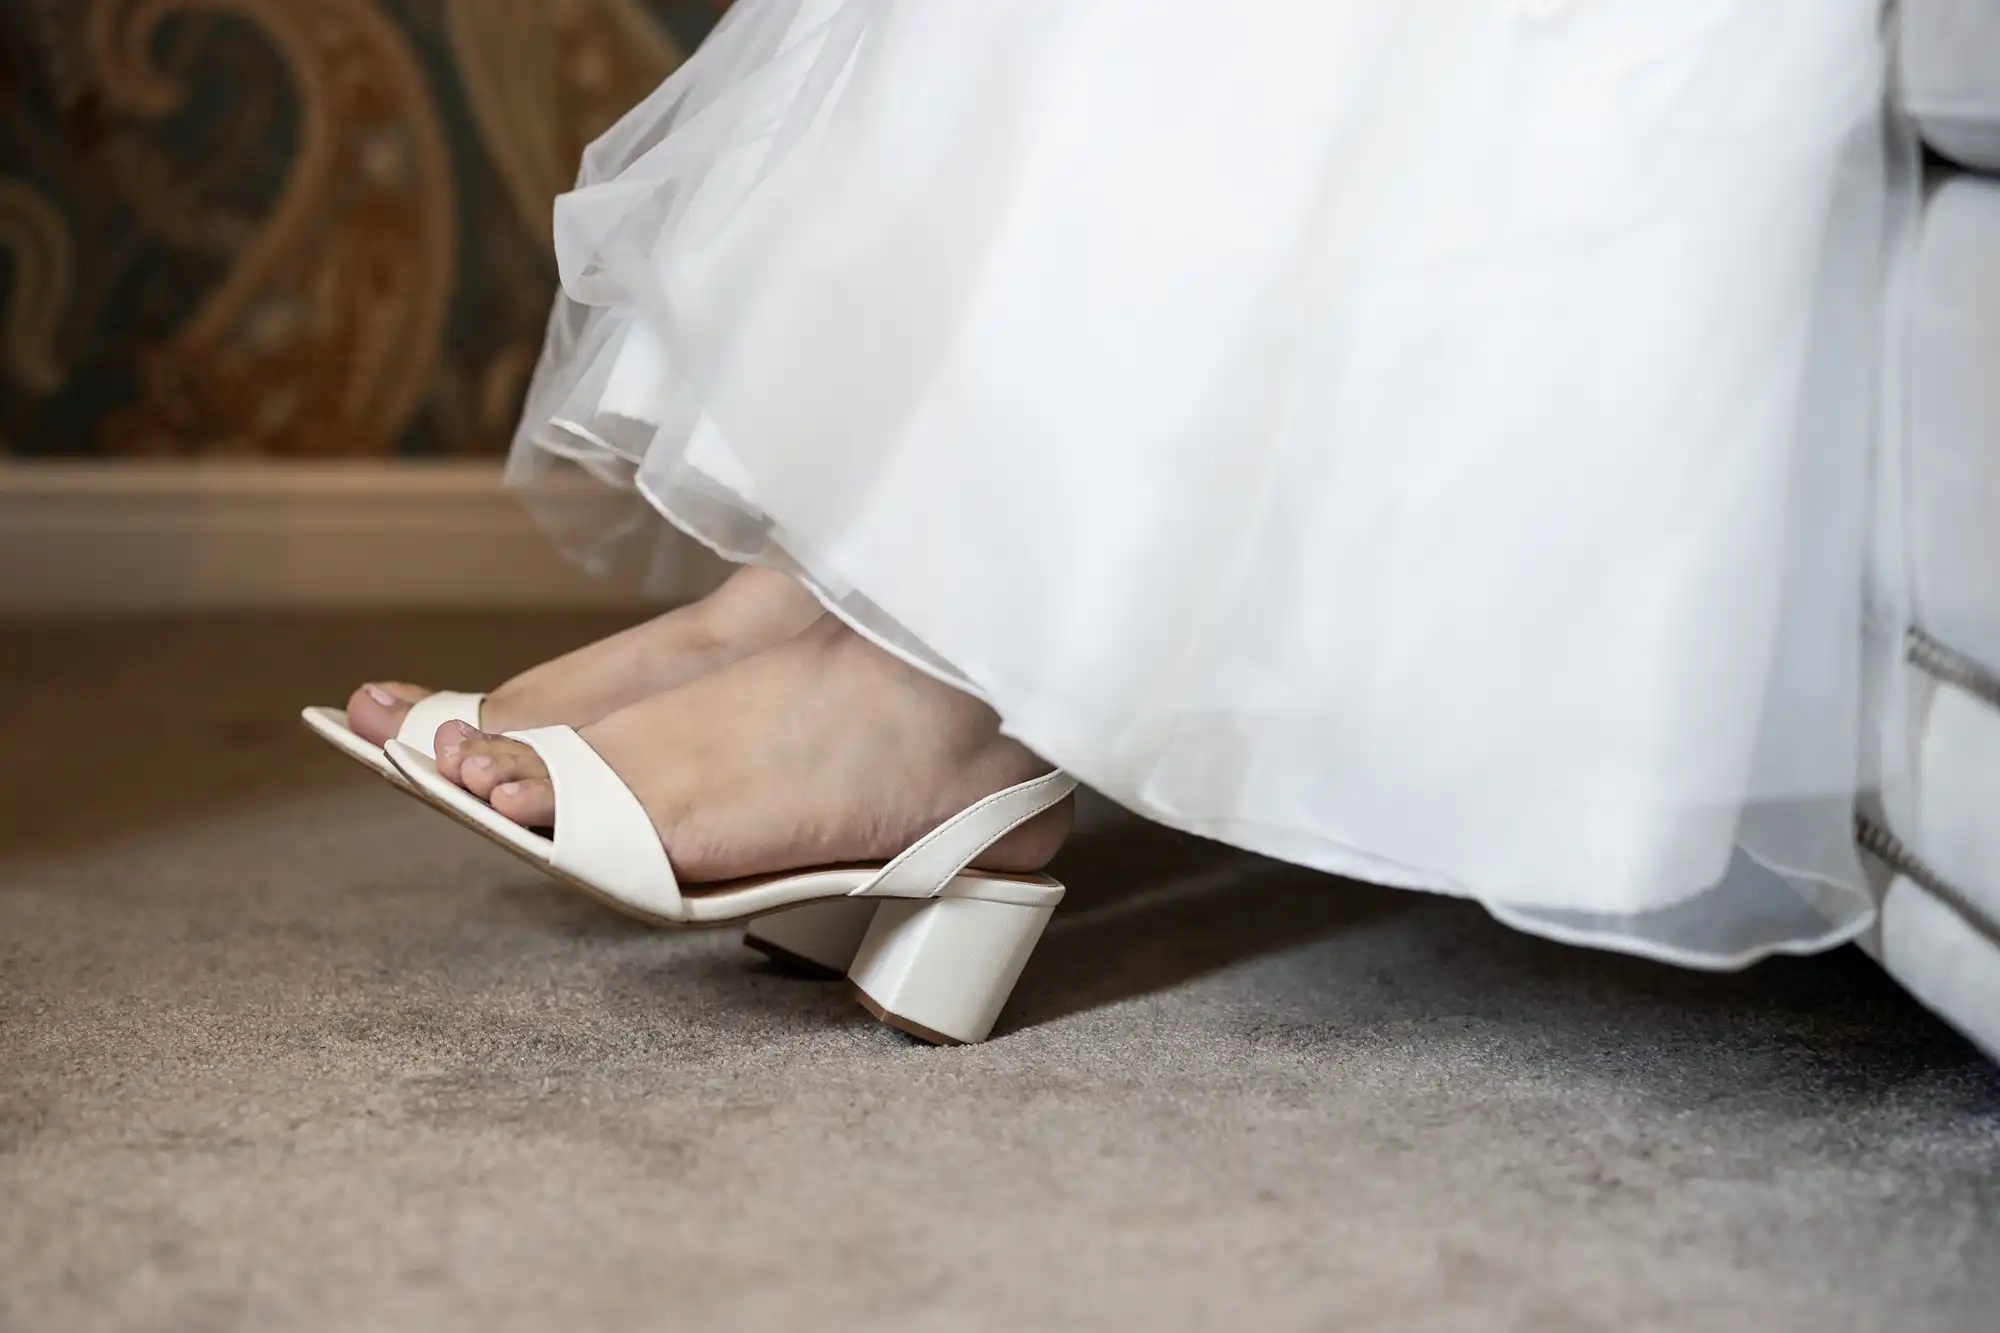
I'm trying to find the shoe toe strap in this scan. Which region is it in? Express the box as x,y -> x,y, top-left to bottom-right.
396,691 -> 486,755
507,725 -> 684,921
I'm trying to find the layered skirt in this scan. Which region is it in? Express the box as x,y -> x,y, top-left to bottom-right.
509,0 -> 1917,967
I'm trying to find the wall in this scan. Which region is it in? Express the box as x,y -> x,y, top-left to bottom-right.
0,0 -> 729,460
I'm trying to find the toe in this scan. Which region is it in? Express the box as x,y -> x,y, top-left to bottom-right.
431,719 -> 482,780
490,778 -> 557,829
346,681 -> 430,747
451,734 -> 549,800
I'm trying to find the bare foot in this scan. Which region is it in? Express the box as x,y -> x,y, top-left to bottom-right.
344,566 -> 821,746
433,616 -> 1073,883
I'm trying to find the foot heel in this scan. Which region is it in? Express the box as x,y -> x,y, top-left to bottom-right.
847,895 -> 1055,1045
743,899 -> 880,977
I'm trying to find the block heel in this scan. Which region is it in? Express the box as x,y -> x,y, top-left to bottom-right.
744,899 -> 881,976
847,893 -> 1058,1045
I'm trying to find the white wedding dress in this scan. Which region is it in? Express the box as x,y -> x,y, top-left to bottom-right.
509,0 -> 1917,968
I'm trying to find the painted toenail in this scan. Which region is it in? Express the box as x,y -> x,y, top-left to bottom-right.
363,684 -> 398,708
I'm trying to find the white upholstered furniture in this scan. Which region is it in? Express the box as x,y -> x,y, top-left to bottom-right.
1858,2 -> 2000,1059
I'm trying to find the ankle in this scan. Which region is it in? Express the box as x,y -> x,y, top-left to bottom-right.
691,566 -> 823,644
820,624 -> 1058,808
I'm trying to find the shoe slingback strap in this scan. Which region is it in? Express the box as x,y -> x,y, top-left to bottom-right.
397,691 -> 486,757
855,770 -> 1079,901
506,725 -> 684,921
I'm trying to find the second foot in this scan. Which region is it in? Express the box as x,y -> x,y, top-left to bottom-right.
343,566 -> 822,747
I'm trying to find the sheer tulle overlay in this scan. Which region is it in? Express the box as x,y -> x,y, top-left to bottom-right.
509,0 -> 1919,967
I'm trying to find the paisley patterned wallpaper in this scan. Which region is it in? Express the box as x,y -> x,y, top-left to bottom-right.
0,0 -> 730,457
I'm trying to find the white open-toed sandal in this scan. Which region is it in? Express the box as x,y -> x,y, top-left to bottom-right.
304,697 -> 875,975
384,728 -> 1076,1044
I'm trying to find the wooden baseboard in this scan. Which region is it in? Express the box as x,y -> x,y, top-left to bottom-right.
0,461 -> 723,616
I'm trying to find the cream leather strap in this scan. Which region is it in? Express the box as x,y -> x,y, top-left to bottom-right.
396,691 -> 487,757
855,770 -> 1079,901
506,726 -> 685,921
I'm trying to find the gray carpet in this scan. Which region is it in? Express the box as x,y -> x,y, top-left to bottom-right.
3,616 -> 1997,1333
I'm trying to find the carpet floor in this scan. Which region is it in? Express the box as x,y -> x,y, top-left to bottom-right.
3,616 -> 1997,1333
